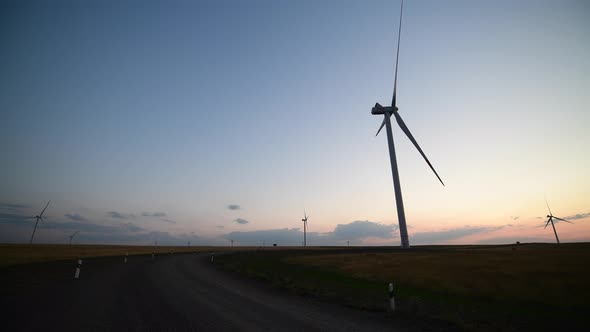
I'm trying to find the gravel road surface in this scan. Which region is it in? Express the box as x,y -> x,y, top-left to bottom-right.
1,253 -> 402,331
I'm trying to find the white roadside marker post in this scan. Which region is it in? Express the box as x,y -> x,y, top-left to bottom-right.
152,252 -> 155,259
124,252 -> 128,263
388,283 -> 396,313
74,259 -> 82,279
210,252 -> 214,263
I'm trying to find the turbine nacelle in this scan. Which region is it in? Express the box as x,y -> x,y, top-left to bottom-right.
371,103 -> 398,115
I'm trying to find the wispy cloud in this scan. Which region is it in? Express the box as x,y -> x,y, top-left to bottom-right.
107,211 -> 134,220
64,213 -> 87,222
510,216 -> 519,220
412,226 -> 504,245
227,204 -> 241,210
141,211 -> 166,217
216,225 -> 225,229
0,212 -> 28,220
0,202 -> 29,210
563,212 -> 590,221
161,218 -> 176,224
234,218 -> 249,225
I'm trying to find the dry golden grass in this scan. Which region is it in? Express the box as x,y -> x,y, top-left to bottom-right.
218,244 -> 590,331
288,243 -> 590,307
0,244 -> 257,267
0,244 -> 345,267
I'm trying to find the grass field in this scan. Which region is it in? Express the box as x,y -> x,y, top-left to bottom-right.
0,243 -> 248,267
216,243 -> 590,332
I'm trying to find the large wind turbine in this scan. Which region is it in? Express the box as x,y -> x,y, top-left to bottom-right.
68,231 -> 79,246
544,200 -> 573,244
302,210 -> 309,247
27,201 -> 51,244
372,0 -> 444,249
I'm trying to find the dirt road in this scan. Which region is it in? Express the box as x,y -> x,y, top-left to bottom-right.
1,253 -> 401,331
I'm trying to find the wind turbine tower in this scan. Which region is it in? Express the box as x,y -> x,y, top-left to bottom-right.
302,210 -> 309,247
68,231 -> 79,246
544,200 -> 573,244
27,201 -> 51,244
372,0 -> 444,248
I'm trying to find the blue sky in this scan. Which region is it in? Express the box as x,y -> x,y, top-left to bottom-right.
1,0 -> 589,246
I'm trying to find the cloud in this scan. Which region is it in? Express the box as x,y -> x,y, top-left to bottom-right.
0,215 -> 212,245
0,202 -> 29,210
510,216 -> 519,220
0,212 -> 28,220
0,209 -> 220,245
161,218 -> 176,224
216,225 -> 225,229
64,213 -> 87,222
412,226 -> 504,245
563,212 -> 590,221
107,211 -> 134,220
234,218 -> 249,225
121,222 -> 143,232
141,211 -> 167,217
222,220 -> 401,246
227,204 -> 241,210
332,220 -> 397,240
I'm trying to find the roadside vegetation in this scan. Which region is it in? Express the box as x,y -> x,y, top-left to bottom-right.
215,243 -> 590,332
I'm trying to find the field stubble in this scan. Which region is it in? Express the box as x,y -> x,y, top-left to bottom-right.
217,243 -> 590,332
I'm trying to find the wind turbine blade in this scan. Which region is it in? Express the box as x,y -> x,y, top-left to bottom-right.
544,198 -> 553,216
544,218 -> 551,229
553,217 -> 573,224
375,118 -> 386,136
39,217 -> 44,223
40,200 -> 51,217
392,111 -> 445,186
391,0 -> 404,108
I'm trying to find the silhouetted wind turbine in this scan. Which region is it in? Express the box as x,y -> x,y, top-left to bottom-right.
68,231 -> 79,246
27,201 -> 51,244
302,209 -> 309,247
372,0 -> 444,249
544,200 -> 573,244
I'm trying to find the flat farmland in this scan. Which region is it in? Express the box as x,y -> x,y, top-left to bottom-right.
0,243 -> 244,267
216,243 -> 590,331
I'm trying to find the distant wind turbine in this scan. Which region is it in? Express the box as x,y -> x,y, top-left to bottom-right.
302,209 -> 309,247
27,201 -> 51,244
372,0 -> 444,249
544,200 -> 573,244
68,231 -> 79,246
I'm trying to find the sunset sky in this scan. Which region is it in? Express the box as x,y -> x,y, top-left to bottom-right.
1,0 -> 588,246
